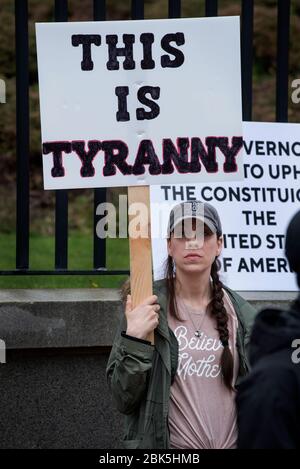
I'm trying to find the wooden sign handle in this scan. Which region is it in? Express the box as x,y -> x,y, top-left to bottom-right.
128,185 -> 154,344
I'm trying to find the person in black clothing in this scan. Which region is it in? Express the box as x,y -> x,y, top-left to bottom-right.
236,209 -> 300,449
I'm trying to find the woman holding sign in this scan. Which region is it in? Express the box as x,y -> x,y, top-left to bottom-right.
106,200 -> 256,449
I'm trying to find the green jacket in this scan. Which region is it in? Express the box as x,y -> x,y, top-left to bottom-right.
106,278 -> 257,449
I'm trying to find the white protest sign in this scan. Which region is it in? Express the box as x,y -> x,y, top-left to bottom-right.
150,121 -> 300,292
36,17 -> 243,190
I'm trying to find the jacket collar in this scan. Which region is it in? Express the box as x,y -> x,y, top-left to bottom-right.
153,279 -> 173,376
153,278 -> 171,343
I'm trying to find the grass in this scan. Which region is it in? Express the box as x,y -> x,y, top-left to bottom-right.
0,232 -> 129,289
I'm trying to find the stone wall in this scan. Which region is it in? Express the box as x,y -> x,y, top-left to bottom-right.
0,289 -> 297,448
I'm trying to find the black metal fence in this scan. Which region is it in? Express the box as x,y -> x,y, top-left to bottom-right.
0,0 -> 291,277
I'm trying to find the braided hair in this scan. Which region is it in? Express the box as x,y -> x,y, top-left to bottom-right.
209,258 -> 234,390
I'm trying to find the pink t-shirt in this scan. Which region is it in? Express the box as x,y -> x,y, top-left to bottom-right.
167,289 -> 239,449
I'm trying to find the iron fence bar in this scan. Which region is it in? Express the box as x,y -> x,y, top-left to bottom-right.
168,0 -> 181,18
93,1 -> 107,269
131,0 -> 144,19
241,0 -> 254,121
54,0 -> 69,269
93,0 -> 106,21
205,0 -> 218,17
276,0 -> 291,122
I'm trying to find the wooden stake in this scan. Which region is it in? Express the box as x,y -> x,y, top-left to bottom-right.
128,185 -> 154,344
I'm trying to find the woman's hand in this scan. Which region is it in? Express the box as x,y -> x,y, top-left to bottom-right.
125,294 -> 160,340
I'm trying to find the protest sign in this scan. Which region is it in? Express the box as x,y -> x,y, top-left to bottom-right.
36,17 -> 243,190
151,121 -> 300,291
